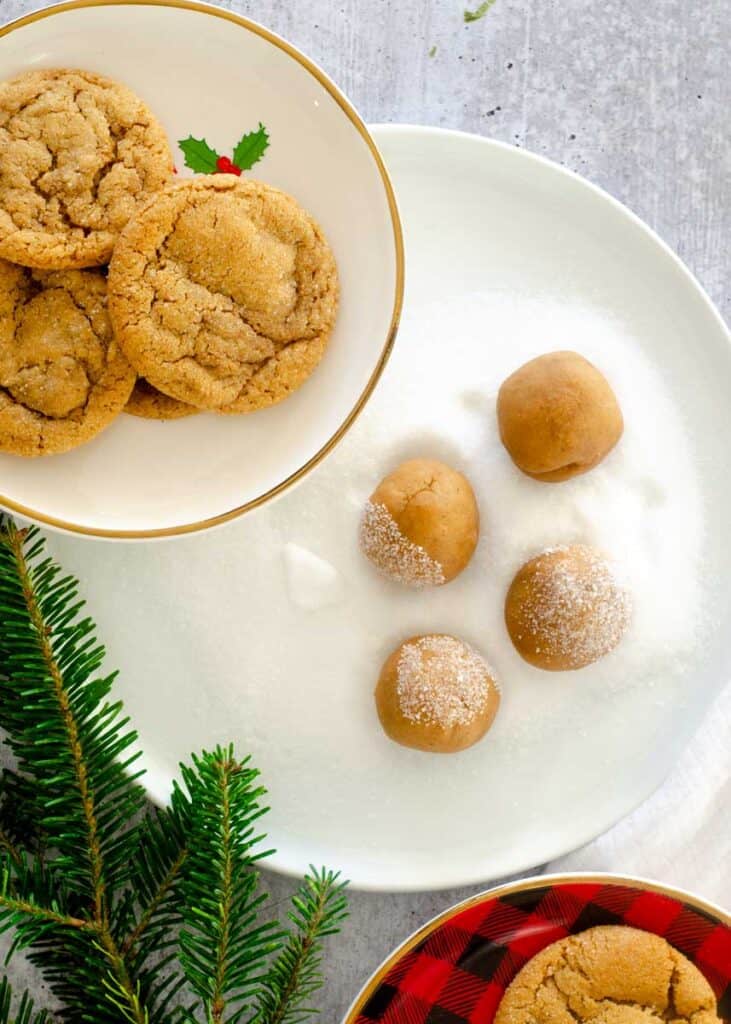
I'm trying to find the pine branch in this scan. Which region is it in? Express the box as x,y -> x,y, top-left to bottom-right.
178,748 -> 281,1024
0,853 -> 95,955
0,852 -> 131,1021
0,518 -> 146,901
123,837 -> 186,959
0,518 -> 149,1024
18,879 -> 161,1024
119,800 -> 193,1022
0,766 -> 47,868
25,935 -> 143,1024
251,869 -> 348,1024
0,833 -> 20,872
1,769 -> 46,870
0,977 -> 50,1024
121,787 -> 193,961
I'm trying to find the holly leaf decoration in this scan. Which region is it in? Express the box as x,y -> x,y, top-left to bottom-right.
232,123 -> 270,171
179,135 -> 221,174
178,124 -> 270,177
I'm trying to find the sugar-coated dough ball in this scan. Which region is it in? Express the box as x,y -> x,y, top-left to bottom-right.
497,351 -> 623,482
505,545 -> 631,671
359,458 -> 479,587
375,634 -> 500,753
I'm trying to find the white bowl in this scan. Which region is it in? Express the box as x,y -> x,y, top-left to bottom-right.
0,0 -> 403,538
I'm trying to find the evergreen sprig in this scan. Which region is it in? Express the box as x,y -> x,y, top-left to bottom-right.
0,769 -> 41,864
0,517 -> 347,1023
253,869 -> 348,1024
178,749 -> 281,1024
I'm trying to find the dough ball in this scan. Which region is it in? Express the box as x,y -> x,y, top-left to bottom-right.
505,544 -> 631,670
497,351 -> 623,482
359,458 -> 479,587
376,634 -> 500,753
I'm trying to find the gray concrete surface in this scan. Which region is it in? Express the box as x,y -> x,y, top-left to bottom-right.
0,0 -> 728,1019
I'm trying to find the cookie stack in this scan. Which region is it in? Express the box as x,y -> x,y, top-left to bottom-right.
0,68 -> 338,457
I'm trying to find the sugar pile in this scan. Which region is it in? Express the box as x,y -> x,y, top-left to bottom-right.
273,290 -> 705,710
282,542 -> 344,611
263,288 -> 707,770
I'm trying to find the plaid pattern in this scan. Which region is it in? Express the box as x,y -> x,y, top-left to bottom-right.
354,882 -> 731,1024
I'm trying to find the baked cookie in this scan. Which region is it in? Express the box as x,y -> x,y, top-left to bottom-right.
0,259 -> 135,456
494,925 -> 720,1024
376,634 -> 500,753
125,378 -> 198,420
108,176 -> 338,411
0,68 -> 172,269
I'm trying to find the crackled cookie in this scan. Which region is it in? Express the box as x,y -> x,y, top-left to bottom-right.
108,176 -> 338,412
125,378 -> 198,420
494,926 -> 721,1024
0,259 -> 135,456
0,69 -> 173,269
497,351 -> 623,482
359,458 -> 479,587
376,634 -> 500,753
505,544 -> 631,670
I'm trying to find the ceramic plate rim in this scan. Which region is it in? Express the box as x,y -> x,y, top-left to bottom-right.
0,0 -> 405,540
342,871 -> 731,1023
373,123 -> 729,346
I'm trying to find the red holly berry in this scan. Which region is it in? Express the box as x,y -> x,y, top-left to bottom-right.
216,155 -> 242,176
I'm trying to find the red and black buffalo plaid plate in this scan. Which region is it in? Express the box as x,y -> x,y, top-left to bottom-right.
345,874 -> 730,1024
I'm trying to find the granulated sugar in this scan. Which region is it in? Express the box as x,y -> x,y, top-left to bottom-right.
359,500 -> 445,587
396,635 -> 495,727
258,290 -> 706,744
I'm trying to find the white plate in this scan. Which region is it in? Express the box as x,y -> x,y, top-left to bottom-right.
47,126 -> 731,891
0,0 -> 402,537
